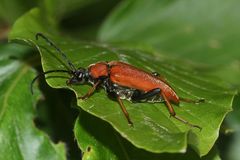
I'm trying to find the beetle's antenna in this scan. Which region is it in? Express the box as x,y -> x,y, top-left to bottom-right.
36,33 -> 77,71
30,70 -> 70,94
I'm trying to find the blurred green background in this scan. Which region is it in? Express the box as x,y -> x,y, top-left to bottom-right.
0,0 -> 240,160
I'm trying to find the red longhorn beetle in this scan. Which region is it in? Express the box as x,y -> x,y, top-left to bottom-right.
32,33 -> 204,130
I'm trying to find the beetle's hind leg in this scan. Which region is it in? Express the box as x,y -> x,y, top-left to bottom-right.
179,97 -> 205,104
131,88 -> 161,102
161,93 -> 202,130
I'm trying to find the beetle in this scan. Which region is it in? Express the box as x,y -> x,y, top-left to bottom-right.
32,33 -> 204,130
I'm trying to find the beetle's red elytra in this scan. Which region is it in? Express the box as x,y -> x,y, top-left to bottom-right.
32,33 -> 204,130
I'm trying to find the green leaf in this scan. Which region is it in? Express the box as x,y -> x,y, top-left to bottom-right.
41,0 -> 99,22
9,8 -> 236,157
221,93 -> 240,160
98,0 -> 240,87
35,80 -> 81,160
40,0 -> 121,41
0,43 -> 32,59
75,109 -> 221,160
0,0 -> 36,24
0,43 -> 66,160
99,0 -> 240,64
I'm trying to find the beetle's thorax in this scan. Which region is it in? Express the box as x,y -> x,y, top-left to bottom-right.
88,62 -> 109,79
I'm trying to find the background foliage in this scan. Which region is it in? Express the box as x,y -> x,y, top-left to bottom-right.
0,0 -> 239,160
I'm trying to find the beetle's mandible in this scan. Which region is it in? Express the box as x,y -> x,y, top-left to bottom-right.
32,33 -> 204,130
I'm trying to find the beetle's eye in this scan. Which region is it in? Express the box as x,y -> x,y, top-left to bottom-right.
67,77 -> 79,85
78,73 -> 86,84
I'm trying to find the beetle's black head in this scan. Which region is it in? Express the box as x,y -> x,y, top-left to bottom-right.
31,33 -> 89,94
67,67 -> 89,85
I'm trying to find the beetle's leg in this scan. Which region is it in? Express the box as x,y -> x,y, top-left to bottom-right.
116,96 -> 133,126
161,93 -> 202,130
78,80 -> 101,100
104,79 -> 133,126
151,72 -> 160,76
179,97 -> 205,104
131,88 -> 161,101
151,72 -> 169,84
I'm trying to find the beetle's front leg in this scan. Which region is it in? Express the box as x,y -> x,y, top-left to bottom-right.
78,80 -> 101,100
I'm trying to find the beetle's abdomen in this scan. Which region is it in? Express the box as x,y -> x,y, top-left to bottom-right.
109,61 -> 179,104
